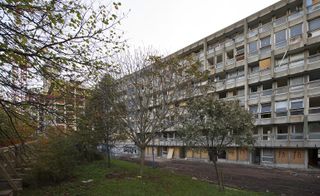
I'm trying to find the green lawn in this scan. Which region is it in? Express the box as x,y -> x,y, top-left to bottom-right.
22,159 -> 272,196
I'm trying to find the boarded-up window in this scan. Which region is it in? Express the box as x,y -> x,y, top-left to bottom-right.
259,58 -> 271,70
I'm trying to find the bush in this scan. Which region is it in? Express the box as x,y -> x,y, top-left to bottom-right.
27,135 -> 79,186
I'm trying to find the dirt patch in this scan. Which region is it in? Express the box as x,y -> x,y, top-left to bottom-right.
119,157 -> 320,196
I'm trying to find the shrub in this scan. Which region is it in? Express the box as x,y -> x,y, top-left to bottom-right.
28,136 -> 79,186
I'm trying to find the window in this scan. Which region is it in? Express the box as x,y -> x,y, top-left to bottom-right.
226,50 -> 234,59
262,126 -> 272,141
277,124 -> 288,140
309,122 -> 320,139
290,99 -> 304,115
219,92 -> 226,99
309,70 -> 320,81
275,101 -> 288,116
262,82 -> 272,96
261,103 -> 271,118
249,63 -> 259,74
248,41 -> 258,54
275,30 -> 287,47
309,96 -> 320,114
306,0 -> 320,7
277,79 -> 288,87
290,24 -> 303,38
262,149 -> 274,162
290,76 -> 304,85
249,105 -> 258,114
309,18 -> 320,32
291,124 -> 304,139
260,36 -> 271,48
250,85 -> 258,93
237,88 -> 245,96
216,54 -> 223,63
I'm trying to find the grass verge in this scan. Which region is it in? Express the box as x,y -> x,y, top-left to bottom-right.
22,159 -> 272,196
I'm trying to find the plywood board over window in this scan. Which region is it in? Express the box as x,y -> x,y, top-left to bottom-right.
227,148 -> 237,161
290,149 -> 305,164
275,149 -> 289,164
259,58 -> 271,70
238,148 -> 249,161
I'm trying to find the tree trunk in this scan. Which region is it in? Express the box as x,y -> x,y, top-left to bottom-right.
106,138 -> 111,168
213,159 -> 222,191
139,147 -> 145,176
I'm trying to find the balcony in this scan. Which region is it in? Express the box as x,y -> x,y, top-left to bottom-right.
225,40 -> 234,47
259,23 -> 272,34
248,28 -> 258,38
274,63 -> 288,73
290,133 -> 304,140
289,35 -> 302,45
308,53 -> 320,64
273,16 -> 287,27
309,107 -> 320,114
260,46 -> 271,55
309,133 -> 320,139
215,44 -> 223,51
288,11 -> 303,21
276,133 -> 288,140
275,40 -> 287,49
261,89 -> 272,97
235,35 -> 244,44
307,2 -> 320,14
226,58 -> 235,65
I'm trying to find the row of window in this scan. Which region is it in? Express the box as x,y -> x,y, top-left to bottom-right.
249,96 -> 320,118
256,121 -> 320,140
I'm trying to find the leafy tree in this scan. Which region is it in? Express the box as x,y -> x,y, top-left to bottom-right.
78,74 -> 124,167
0,0 -> 125,144
116,49 -> 203,176
178,96 -> 254,191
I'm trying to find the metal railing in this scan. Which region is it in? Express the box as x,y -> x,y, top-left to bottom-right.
273,16 -> 287,27
307,2 -> 320,13
288,11 -> 303,21
308,53 -> 320,64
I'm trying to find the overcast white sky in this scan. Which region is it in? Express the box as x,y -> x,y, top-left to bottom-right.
120,0 -> 280,55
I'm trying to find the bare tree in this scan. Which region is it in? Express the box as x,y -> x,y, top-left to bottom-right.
116,49 -> 203,176
178,96 -> 255,191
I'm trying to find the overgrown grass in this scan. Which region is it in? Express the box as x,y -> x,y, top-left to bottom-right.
22,159 -> 273,196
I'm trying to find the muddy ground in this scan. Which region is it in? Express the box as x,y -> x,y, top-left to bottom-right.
119,156 -> 320,196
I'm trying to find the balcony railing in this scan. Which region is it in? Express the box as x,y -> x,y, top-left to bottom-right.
275,40 -> 287,49
215,62 -> 223,69
309,133 -> 320,139
290,133 -> 304,140
309,107 -> 320,114
307,3 -> 320,14
248,50 -> 258,57
308,54 -> 320,64
288,11 -> 303,21
274,63 -> 288,72
275,86 -> 288,95
261,89 -> 272,96
273,16 -> 287,27
225,40 -> 234,47
215,44 -> 223,51
226,58 -> 235,65
289,59 -> 304,68
260,46 -> 271,55
276,133 -> 288,140
259,23 -> 272,34
235,35 -> 244,43
248,29 -> 258,38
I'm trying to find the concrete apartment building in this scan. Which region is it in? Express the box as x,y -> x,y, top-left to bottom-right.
141,0 -> 320,169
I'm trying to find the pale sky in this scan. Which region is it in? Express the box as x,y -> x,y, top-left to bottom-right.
120,0 -> 280,55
